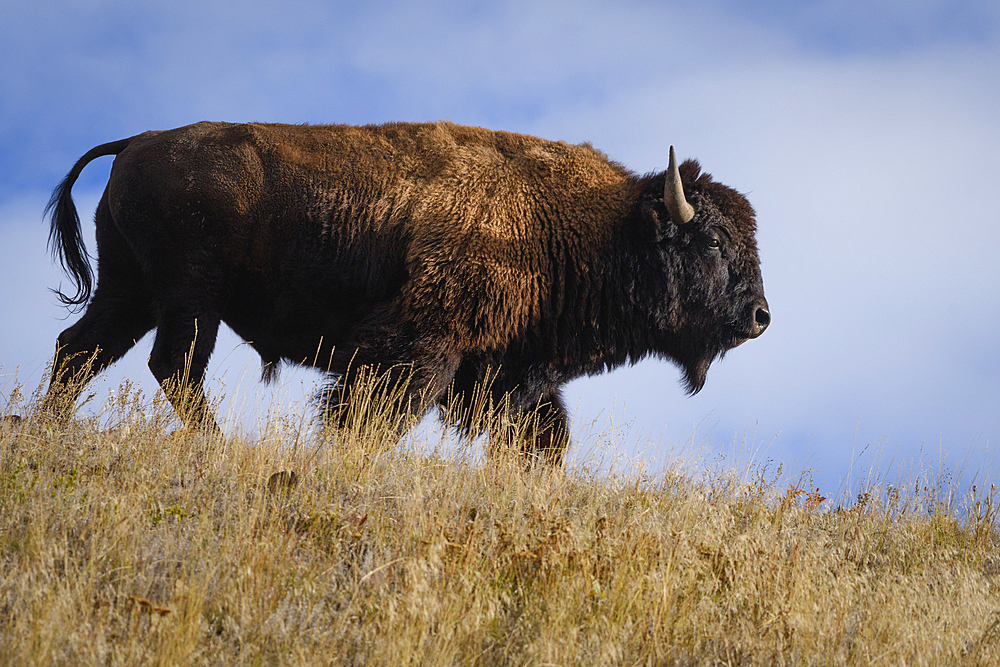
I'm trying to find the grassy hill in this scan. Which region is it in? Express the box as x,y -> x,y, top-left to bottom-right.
1,380 -> 999,666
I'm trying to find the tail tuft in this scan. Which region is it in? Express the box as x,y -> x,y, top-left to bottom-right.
45,138 -> 131,310
45,173 -> 93,309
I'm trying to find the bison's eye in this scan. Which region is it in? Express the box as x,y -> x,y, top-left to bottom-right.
707,236 -> 721,250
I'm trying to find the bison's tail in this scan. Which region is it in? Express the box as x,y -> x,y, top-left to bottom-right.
45,138 -> 132,309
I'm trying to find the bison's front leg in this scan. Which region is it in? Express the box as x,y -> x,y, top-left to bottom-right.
321,321 -> 462,439
443,374 -> 570,466
525,390 -> 571,465
324,357 -> 460,432
492,388 -> 570,466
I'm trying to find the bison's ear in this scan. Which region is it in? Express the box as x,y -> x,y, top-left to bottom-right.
640,203 -> 669,244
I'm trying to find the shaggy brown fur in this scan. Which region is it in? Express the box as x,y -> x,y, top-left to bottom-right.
44,121 -> 768,464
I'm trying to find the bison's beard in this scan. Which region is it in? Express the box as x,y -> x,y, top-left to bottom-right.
676,332 -> 745,395
680,355 -> 713,395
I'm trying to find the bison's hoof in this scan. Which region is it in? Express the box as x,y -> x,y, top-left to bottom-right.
267,470 -> 299,494
1,415 -> 22,428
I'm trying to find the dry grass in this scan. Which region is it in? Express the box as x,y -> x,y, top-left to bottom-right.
1,378 -> 999,666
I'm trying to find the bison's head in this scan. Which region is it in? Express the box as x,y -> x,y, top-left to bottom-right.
640,147 -> 769,393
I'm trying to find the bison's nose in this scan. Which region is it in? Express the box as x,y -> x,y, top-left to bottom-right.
751,303 -> 770,338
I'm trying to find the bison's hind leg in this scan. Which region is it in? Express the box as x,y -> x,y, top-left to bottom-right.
147,305 -> 223,434
42,293 -> 155,421
42,196 -> 155,423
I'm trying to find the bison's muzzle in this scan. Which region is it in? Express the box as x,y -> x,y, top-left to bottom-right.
751,302 -> 771,339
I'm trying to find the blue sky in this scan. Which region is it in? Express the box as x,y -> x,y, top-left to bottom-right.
2,0 -> 999,496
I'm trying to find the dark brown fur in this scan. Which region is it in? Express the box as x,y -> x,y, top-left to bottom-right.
44,121 -> 768,464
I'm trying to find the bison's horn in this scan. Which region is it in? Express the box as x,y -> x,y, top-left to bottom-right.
664,146 -> 695,225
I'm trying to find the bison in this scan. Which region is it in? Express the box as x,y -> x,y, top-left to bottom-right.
42,121 -> 768,464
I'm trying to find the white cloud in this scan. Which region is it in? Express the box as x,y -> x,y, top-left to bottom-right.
2,0 -> 999,491
547,41 -> 1000,486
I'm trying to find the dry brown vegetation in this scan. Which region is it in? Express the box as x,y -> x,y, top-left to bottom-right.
1,377 -> 999,666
